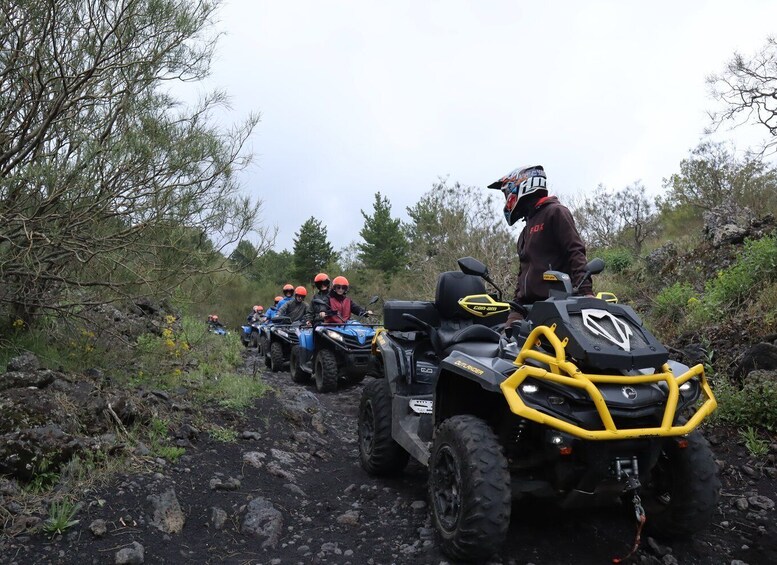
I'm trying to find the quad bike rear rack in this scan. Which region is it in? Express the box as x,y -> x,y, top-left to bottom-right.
500,324 -> 717,440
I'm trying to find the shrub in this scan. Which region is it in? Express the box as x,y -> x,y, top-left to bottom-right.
651,282 -> 697,325
598,247 -> 634,274
711,372 -> 777,430
705,236 -> 777,308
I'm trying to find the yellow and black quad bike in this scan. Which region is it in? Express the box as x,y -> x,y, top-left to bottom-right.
358,257 -> 720,562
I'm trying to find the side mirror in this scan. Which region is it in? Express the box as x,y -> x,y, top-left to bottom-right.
586,258 -> 605,275
458,256 -> 489,278
368,295 -> 380,305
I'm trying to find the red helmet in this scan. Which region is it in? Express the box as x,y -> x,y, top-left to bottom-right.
274,296 -> 283,305
294,286 -> 308,297
314,273 -> 330,290
332,276 -> 349,291
253,305 -> 264,313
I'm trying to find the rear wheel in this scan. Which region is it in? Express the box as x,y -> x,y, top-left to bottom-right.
315,349 -> 339,393
290,346 -> 309,384
642,431 -> 721,538
429,415 -> 511,562
358,379 -> 409,475
270,341 -> 285,372
249,331 -> 259,349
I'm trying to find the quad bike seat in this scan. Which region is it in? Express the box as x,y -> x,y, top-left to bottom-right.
435,271 -> 503,354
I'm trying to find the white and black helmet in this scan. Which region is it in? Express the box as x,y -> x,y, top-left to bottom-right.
488,165 -> 548,225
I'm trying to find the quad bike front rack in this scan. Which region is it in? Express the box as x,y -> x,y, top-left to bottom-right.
500,324 -> 717,440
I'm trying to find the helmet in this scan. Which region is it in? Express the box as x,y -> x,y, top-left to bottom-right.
212,315 -> 219,320
253,305 -> 264,313
274,295 -> 282,305
282,283 -> 294,296
488,165 -> 547,225
294,286 -> 307,297
332,276 -> 349,291
314,273 -> 330,290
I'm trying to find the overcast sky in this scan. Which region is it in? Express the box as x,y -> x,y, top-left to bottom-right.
199,0 -> 777,252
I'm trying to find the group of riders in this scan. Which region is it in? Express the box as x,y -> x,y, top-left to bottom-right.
206,273 -> 374,332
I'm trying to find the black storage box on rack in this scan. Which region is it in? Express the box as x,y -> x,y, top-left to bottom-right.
383,300 -> 440,332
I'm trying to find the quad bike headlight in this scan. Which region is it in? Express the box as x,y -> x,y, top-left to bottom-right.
325,330 -> 344,342
276,330 -> 288,338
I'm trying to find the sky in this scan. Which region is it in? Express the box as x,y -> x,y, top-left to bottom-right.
195,0 -> 777,252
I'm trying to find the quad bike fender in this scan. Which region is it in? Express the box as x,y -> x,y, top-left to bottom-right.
371,329 -> 410,395
438,350 -> 505,392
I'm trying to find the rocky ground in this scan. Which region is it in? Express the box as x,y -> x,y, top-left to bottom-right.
2,347 -> 777,565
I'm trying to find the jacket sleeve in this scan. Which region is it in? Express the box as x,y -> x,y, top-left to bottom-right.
350,299 -> 366,317
554,205 -> 592,295
276,302 -> 289,318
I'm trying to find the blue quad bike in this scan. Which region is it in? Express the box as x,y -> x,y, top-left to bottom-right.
240,320 -> 264,348
256,316 -> 301,372
290,309 -> 380,392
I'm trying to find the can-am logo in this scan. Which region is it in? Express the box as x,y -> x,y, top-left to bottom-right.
581,309 -> 633,351
621,386 -> 638,400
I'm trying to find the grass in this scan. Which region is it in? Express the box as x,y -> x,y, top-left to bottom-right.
739,426 -> 770,457
209,425 -> 238,443
42,499 -> 81,537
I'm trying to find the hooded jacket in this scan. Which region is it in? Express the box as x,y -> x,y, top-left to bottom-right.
514,195 -> 592,304
275,298 -> 309,323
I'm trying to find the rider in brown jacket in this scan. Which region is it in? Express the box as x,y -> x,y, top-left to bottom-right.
488,165 -> 592,328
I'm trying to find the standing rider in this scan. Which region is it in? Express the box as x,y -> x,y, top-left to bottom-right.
487,164 -> 592,330
275,286 -> 309,323
324,276 -> 373,323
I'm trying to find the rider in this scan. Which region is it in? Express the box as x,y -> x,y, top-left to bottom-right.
323,276 -> 373,323
246,304 -> 264,324
309,272 -> 331,324
276,283 -> 295,310
487,164 -> 592,329
264,295 -> 284,321
275,286 -> 309,323
207,314 -> 225,330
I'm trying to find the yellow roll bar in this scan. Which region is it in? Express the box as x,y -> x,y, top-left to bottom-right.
499,325 -> 717,440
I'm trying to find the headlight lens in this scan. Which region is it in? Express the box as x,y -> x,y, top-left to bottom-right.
276,330 -> 288,338
325,330 -> 344,342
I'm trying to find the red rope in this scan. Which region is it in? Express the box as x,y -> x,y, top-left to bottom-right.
612,514 -> 647,563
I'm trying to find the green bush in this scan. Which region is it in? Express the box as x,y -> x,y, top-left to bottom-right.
711,372 -> 777,430
705,235 -> 777,308
651,282 -> 697,325
598,247 -> 634,274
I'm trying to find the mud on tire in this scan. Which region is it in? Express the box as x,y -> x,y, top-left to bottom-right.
429,415 -> 511,563
642,430 -> 721,538
315,349 -> 339,393
358,379 -> 409,475
289,346 -> 309,383
269,341 -> 285,373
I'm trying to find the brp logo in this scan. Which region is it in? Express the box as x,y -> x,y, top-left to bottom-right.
621,386 -> 638,400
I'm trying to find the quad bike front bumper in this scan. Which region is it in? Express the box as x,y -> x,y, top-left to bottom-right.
500,325 -> 717,440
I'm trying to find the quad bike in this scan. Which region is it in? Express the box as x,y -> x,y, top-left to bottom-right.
257,316 -> 300,372
359,257 -> 720,562
240,321 -> 263,347
290,299 -> 380,392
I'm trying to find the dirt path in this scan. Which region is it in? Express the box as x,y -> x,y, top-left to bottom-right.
4,349 -> 776,564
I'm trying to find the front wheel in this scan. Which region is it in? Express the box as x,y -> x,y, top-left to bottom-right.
642,431 -> 721,538
289,346 -> 309,384
269,341 -> 285,372
315,349 -> 339,393
258,335 -> 270,367
429,415 -> 511,563
358,379 -> 409,475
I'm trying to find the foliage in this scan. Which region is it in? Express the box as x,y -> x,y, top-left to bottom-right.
690,235 -> 777,323
0,0 -> 271,324
739,426 -> 770,457
42,499 -> 81,537
358,192 -> 409,277
708,36 -> 777,156
571,182 -> 659,254
597,247 -> 635,274
292,217 -> 339,283
405,179 -> 516,297
198,373 -> 266,411
660,141 -> 777,215
711,372 -> 777,430
209,426 -> 238,442
25,458 -> 60,494
651,282 -> 697,326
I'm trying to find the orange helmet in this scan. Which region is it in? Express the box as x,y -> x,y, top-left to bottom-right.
294,286 -> 307,297
253,305 -> 264,313
332,276 -> 349,291
314,273 -> 330,290
212,315 -> 219,320
274,296 -> 283,305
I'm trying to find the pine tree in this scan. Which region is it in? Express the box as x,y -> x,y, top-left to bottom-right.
292,217 -> 338,282
357,192 -> 409,276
